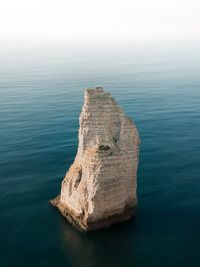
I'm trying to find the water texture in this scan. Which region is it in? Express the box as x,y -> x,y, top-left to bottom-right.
1,45 -> 200,267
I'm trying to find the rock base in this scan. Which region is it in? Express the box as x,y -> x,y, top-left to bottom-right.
50,196 -> 136,232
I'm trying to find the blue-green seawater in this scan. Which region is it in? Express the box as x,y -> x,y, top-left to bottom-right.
1,45 -> 200,267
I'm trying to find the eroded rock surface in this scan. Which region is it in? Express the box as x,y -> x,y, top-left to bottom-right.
51,87 -> 140,231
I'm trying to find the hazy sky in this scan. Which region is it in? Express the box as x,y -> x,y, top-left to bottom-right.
0,0 -> 200,45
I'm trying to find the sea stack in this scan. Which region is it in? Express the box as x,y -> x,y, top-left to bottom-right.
51,87 -> 140,231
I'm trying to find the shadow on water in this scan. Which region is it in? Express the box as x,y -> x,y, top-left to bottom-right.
59,216 -> 138,267
56,196 -> 200,267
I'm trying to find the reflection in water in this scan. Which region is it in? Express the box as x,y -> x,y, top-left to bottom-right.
59,217 -> 137,267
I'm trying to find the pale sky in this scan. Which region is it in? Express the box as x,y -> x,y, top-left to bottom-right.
0,0 -> 200,45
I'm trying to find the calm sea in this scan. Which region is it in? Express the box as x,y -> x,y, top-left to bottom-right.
1,44 -> 200,267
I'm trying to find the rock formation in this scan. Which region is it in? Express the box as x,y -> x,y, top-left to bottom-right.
51,87 -> 140,231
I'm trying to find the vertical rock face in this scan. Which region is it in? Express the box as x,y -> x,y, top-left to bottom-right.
51,87 -> 140,231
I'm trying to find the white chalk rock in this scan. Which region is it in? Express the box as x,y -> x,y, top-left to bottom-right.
51,87 -> 140,231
